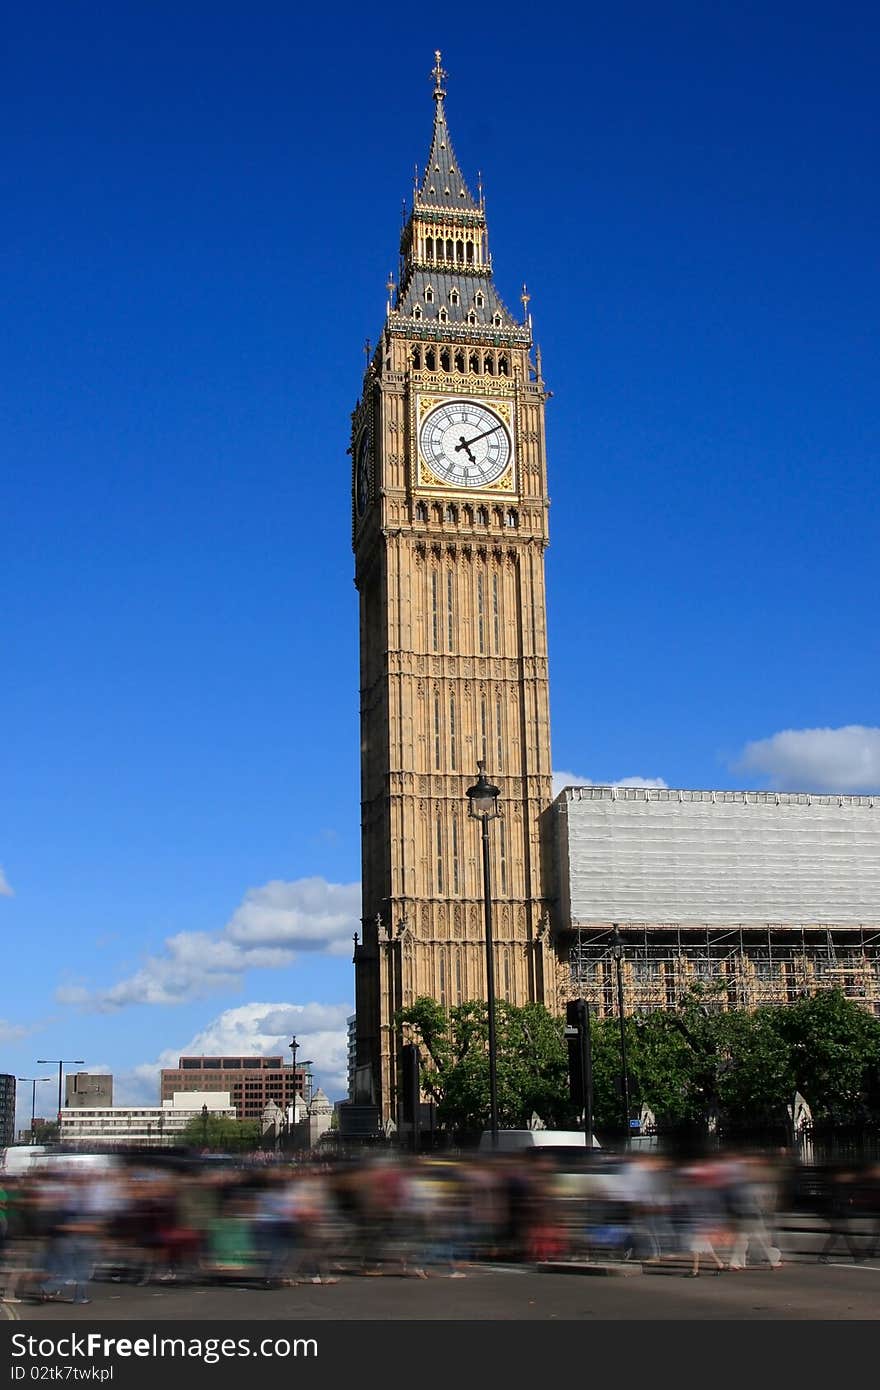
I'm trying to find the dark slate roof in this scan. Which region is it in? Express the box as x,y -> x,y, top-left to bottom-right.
396,270 -> 518,329
417,97 -> 480,211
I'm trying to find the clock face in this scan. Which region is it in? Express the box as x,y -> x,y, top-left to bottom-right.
419,399 -> 511,488
355,430 -> 370,517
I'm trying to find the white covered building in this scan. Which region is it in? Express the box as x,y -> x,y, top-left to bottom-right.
551,786 -> 880,1016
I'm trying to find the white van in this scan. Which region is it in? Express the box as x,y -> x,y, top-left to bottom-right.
478,1129 -> 600,1153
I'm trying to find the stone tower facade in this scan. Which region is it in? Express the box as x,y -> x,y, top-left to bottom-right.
351,54 -> 561,1121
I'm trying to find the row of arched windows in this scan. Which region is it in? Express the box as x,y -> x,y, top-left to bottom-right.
431,810 -> 510,902
437,944 -> 513,1008
422,235 -> 479,266
415,501 -> 518,529
410,343 -> 509,373
429,687 -> 507,771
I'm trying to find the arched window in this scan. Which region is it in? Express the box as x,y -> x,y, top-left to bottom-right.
425,346 -> 436,371
413,305 -> 422,321
444,503 -> 456,524
431,571 -> 439,650
466,241 -> 474,264
504,509 -> 518,528
411,346 -> 422,370
480,695 -> 488,763
492,572 -> 501,652
425,286 -> 434,303
425,237 -> 434,260
467,311 -> 477,326
483,354 -> 494,376
433,690 -> 441,769
475,291 -> 484,308
451,813 -> 460,894
436,818 -> 444,894
440,347 -> 450,371
439,307 -> 448,324
454,348 -> 465,372
446,238 -> 454,261
439,950 -> 447,1007
477,571 -> 486,653
493,313 -> 502,328
498,816 -> 508,896
415,501 -> 428,523
446,569 -> 455,649
469,350 -> 480,372
449,695 -> 457,770
477,506 -> 488,526
456,239 -> 464,263
450,288 -> 460,306
495,694 -> 504,771
498,354 -> 509,376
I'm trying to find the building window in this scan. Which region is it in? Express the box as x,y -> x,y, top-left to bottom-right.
439,307 -> 448,324
431,571 -> 439,650
436,818 -> 444,894
425,286 -> 434,303
450,288 -> 459,305
480,695 -> 488,763
447,570 -> 455,650
492,572 -> 500,652
477,571 -> 485,653
505,509 -> 517,528
449,694 -> 457,769
433,691 -> 441,770
495,695 -> 503,771
413,306 -> 422,321
451,813 -> 460,894
475,292 -> 484,308
415,501 -> 428,522
498,816 -> 508,895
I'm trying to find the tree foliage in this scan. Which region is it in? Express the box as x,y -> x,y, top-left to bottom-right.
398,987 -> 880,1140
179,1114 -> 262,1151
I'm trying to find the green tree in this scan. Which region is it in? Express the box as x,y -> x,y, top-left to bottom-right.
766,988 -> 880,1121
179,1114 -> 261,1152
397,997 -> 571,1138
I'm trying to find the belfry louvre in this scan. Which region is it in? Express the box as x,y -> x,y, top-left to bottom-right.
555,786 -> 880,1017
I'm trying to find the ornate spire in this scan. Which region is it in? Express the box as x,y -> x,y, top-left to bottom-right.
416,51 -> 479,211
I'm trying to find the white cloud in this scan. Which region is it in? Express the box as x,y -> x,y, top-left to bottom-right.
56,876 -> 361,1013
115,1001 -> 353,1107
0,867 -> 13,897
552,769 -> 668,798
735,725 -> 880,793
0,1019 -> 28,1043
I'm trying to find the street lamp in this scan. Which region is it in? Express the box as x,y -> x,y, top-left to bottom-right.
18,1077 -> 52,1144
467,761 -> 501,1148
37,1058 -> 84,1126
610,928 -> 632,1142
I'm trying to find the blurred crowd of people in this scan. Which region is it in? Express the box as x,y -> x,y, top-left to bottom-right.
2,1148 -> 879,1303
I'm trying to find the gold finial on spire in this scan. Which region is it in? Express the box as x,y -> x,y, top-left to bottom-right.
386,272 -> 396,316
521,284 -> 531,323
432,49 -> 447,101
363,338 -> 372,367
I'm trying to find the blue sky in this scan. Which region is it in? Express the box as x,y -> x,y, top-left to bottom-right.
3,3 -> 879,1127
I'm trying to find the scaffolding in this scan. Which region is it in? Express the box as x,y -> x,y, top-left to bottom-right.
568,925 -> 880,1017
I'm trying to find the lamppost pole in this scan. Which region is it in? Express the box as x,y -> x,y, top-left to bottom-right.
37,1059 -> 84,1126
467,762 -> 501,1149
610,928 -> 631,1141
18,1077 -> 51,1144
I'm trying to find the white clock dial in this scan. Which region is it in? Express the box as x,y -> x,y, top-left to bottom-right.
419,400 -> 511,488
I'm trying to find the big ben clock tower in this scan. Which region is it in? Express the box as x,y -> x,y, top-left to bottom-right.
352,53 -> 559,1121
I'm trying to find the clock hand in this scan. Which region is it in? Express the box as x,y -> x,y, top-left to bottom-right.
454,423 -> 502,452
456,435 -> 477,464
